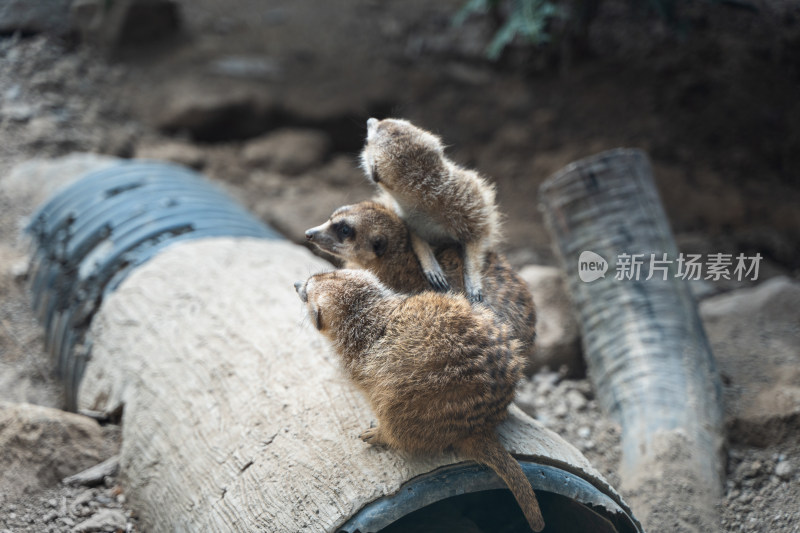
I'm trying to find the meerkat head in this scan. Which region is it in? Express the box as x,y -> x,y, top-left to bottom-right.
294,269 -> 391,339
304,202 -> 409,268
360,118 -> 446,192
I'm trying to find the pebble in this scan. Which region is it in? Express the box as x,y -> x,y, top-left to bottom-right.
745,460 -> 763,478
4,84 -> 21,100
566,389 -> 587,411
774,461 -> 793,481
577,426 -> 591,439
71,508 -> 127,533
2,102 -> 35,122
536,380 -> 553,395
95,494 -> 114,505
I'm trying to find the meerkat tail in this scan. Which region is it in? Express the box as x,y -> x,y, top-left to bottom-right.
409,231 -> 450,292
458,432 -> 545,532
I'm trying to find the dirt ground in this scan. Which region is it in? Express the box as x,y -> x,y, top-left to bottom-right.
0,0 -> 799,531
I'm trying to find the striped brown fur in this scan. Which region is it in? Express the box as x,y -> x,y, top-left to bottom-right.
360,118 -> 501,303
305,201 -> 537,362
295,270 -> 544,531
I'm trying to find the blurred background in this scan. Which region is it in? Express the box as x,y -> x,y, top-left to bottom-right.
2,0 -> 798,270
0,0 -> 798,531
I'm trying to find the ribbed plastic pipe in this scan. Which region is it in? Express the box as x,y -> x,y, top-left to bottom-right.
25,161 -> 281,409
539,149 -> 724,523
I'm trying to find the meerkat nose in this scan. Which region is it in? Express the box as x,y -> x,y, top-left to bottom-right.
294,281 -> 308,302
304,229 -> 317,241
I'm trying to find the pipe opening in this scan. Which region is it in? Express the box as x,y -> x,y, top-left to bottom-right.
374,489 -> 620,533
338,462 -> 640,533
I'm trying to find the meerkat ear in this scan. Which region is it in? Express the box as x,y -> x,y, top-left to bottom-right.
366,118 -> 379,140
371,234 -> 388,257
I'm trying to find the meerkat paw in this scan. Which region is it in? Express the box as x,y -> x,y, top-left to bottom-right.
425,269 -> 451,293
467,288 -> 484,303
359,426 -> 388,447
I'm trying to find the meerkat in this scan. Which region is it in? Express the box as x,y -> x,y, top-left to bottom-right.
360,118 -> 501,303
294,270 -> 545,532
304,201 -> 536,360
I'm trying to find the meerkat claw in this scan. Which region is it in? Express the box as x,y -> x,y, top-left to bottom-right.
468,289 -> 483,303
359,426 -> 387,446
425,270 -> 451,293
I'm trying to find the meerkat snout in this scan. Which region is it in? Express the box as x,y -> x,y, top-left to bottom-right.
294,281 -> 307,302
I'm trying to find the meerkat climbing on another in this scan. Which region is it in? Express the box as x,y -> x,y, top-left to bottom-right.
294,270 -> 545,532
305,201 -> 536,361
360,118 -> 501,303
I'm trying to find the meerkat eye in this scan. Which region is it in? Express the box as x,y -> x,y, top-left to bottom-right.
313,308 -> 323,330
338,223 -> 353,239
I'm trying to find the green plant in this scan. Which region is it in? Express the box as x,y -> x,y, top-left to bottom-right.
453,0 -> 564,60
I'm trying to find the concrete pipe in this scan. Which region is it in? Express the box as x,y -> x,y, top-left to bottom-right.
13,157 -> 643,532
539,149 -> 725,531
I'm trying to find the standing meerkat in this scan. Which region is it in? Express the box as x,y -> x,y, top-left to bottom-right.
360,118 -> 501,303
294,270 -> 545,532
304,201 -> 536,361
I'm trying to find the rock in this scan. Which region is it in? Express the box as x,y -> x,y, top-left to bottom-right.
135,140 -> 206,169
63,455 -> 120,487
700,277 -> 800,445
0,402 -> 117,500
745,460 -> 763,478
566,389 -> 588,411
71,509 -> 126,533
241,171 -> 374,243
242,129 -> 331,176
774,461 -> 793,481
0,0 -> 73,37
553,400 -> 569,418
518,265 -> 584,377
314,154 -> 363,186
